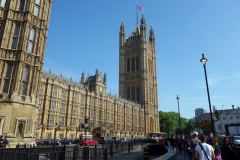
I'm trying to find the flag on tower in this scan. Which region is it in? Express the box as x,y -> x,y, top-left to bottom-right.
137,5 -> 144,10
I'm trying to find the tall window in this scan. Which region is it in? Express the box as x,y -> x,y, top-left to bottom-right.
61,90 -> 66,100
60,103 -> 65,113
3,64 -> 13,93
136,57 -> 140,70
73,92 -> 78,102
12,24 -> 20,49
34,0 -> 40,16
19,0 -> 25,11
48,115 -> 54,125
51,86 -> 57,97
98,99 -> 102,108
132,86 -> 135,101
38,99 -> 42,109
127,87 -> 130,100
0,0 -> 6,8
59,117 -> 64,126
70,118 -> 76,126
137,86 -> 140,102
37,114 -> 41,124
90,97 -> 94,106
81,95 -> 85,105
98,111 -> 102,118
27,29 -> 35,53
127,59 -> 130,72
90,109 -> 94,117
39,83 -> 44,95
80,108 -> 84,116
49,101 -> 56,111
132,58 -> 135,71
20,67 -> 29,95
71,105 -> 77,114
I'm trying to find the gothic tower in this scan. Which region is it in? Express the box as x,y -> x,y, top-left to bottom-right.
119,14 -> 160,135
0,0 -> 52,145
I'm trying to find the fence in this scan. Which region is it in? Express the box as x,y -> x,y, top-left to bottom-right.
0,140 -> 142,160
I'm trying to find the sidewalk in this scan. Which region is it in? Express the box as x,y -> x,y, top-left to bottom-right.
107,146 -> 143,160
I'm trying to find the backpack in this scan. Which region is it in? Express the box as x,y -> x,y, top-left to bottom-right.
190,139 -> 200,154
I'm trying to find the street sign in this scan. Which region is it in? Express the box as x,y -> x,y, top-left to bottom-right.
202,120 -> 211,126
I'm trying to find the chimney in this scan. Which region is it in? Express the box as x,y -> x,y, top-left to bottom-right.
232,105 -> 234,109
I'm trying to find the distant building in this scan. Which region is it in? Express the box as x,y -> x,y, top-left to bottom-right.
195,108 -> 205,117
213,105 -> 240,135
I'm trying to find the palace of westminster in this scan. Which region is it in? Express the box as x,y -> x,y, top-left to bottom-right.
0,0 -> 160,145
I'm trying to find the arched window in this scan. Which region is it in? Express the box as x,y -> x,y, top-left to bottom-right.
132,86 -> 135,101
19,0 -> 25,11
27,28 -> 35,53
127,59 -> 130,72
131,58 -> 135,71
136,57 -> 140,70
127,87 -> 130,100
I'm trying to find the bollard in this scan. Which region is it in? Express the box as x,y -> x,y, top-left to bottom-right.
104,146 -> 107,160
143,146 -> 149,160
110,144 -> 113,157
94,144 -> 97,157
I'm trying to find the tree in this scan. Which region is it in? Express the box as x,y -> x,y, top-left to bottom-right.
159,111 -> 196,135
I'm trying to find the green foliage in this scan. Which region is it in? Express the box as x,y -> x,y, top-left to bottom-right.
159,111 -> 196,135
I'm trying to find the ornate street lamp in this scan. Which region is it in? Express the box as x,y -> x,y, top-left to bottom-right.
176,95 -> 181,130
200,54 -> 215,135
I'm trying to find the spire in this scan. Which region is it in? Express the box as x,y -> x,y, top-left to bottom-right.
95,67 -> 99,76
149,24 -> 155,42
81,71 -> 85,83
103,70 -> 107,84
140,12 -> 146,25
120,19 -> 125,31
48,69 -> 51,78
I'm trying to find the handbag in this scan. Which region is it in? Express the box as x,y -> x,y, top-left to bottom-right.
199,142 -> 210,160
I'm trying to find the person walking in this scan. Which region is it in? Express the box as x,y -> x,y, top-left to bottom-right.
211,137 -> 222,160
195,135 -> 215,160
190,132 -> 200,160
222,137 -> 238,160
0,135 -> 11,148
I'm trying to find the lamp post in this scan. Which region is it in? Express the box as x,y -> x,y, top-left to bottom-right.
82,117 -> 90,146
176,95 -> 181,131
200,54 -> 215,136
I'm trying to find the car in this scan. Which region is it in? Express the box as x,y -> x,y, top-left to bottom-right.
112,137 -> 121,143
36,139 -> 46,145
60,138 -> 73,145
49,139 -> 61,145
72,138 -> 80,144
98,137 -> 113,144
79,138 -> 98,146
234,136 -> 240,148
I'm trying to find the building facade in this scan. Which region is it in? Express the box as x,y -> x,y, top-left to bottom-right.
0,1 -> 159,144
119,14 -> 160,134
36,69 -> 145,139
0,0 -> 52,145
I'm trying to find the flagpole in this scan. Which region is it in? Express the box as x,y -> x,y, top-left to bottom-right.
136,2 -> 138,25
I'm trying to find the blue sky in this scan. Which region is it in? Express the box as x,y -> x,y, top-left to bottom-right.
44,0 -> 240,119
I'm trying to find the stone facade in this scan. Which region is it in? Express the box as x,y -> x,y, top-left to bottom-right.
36,69 -> 145,139
0,1 -> 159,144
0,0 -> 52,145
119,14 -> 160,134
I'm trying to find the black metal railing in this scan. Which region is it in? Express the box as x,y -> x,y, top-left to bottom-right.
0,140 -> 143,160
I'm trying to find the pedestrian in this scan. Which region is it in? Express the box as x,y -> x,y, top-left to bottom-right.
222,137 -> 239,160
211,137 -> 222,160
170,136 -> 175,149
195,135 -> 215,160
0,135 -> 11,148
190,132 -> 200,160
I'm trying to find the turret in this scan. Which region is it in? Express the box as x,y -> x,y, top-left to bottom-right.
81,71 -> 85,83
149,24 -> 155,42
119,19 -> 126,45
140,13 -> 146,32
103,71 -> 107,84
